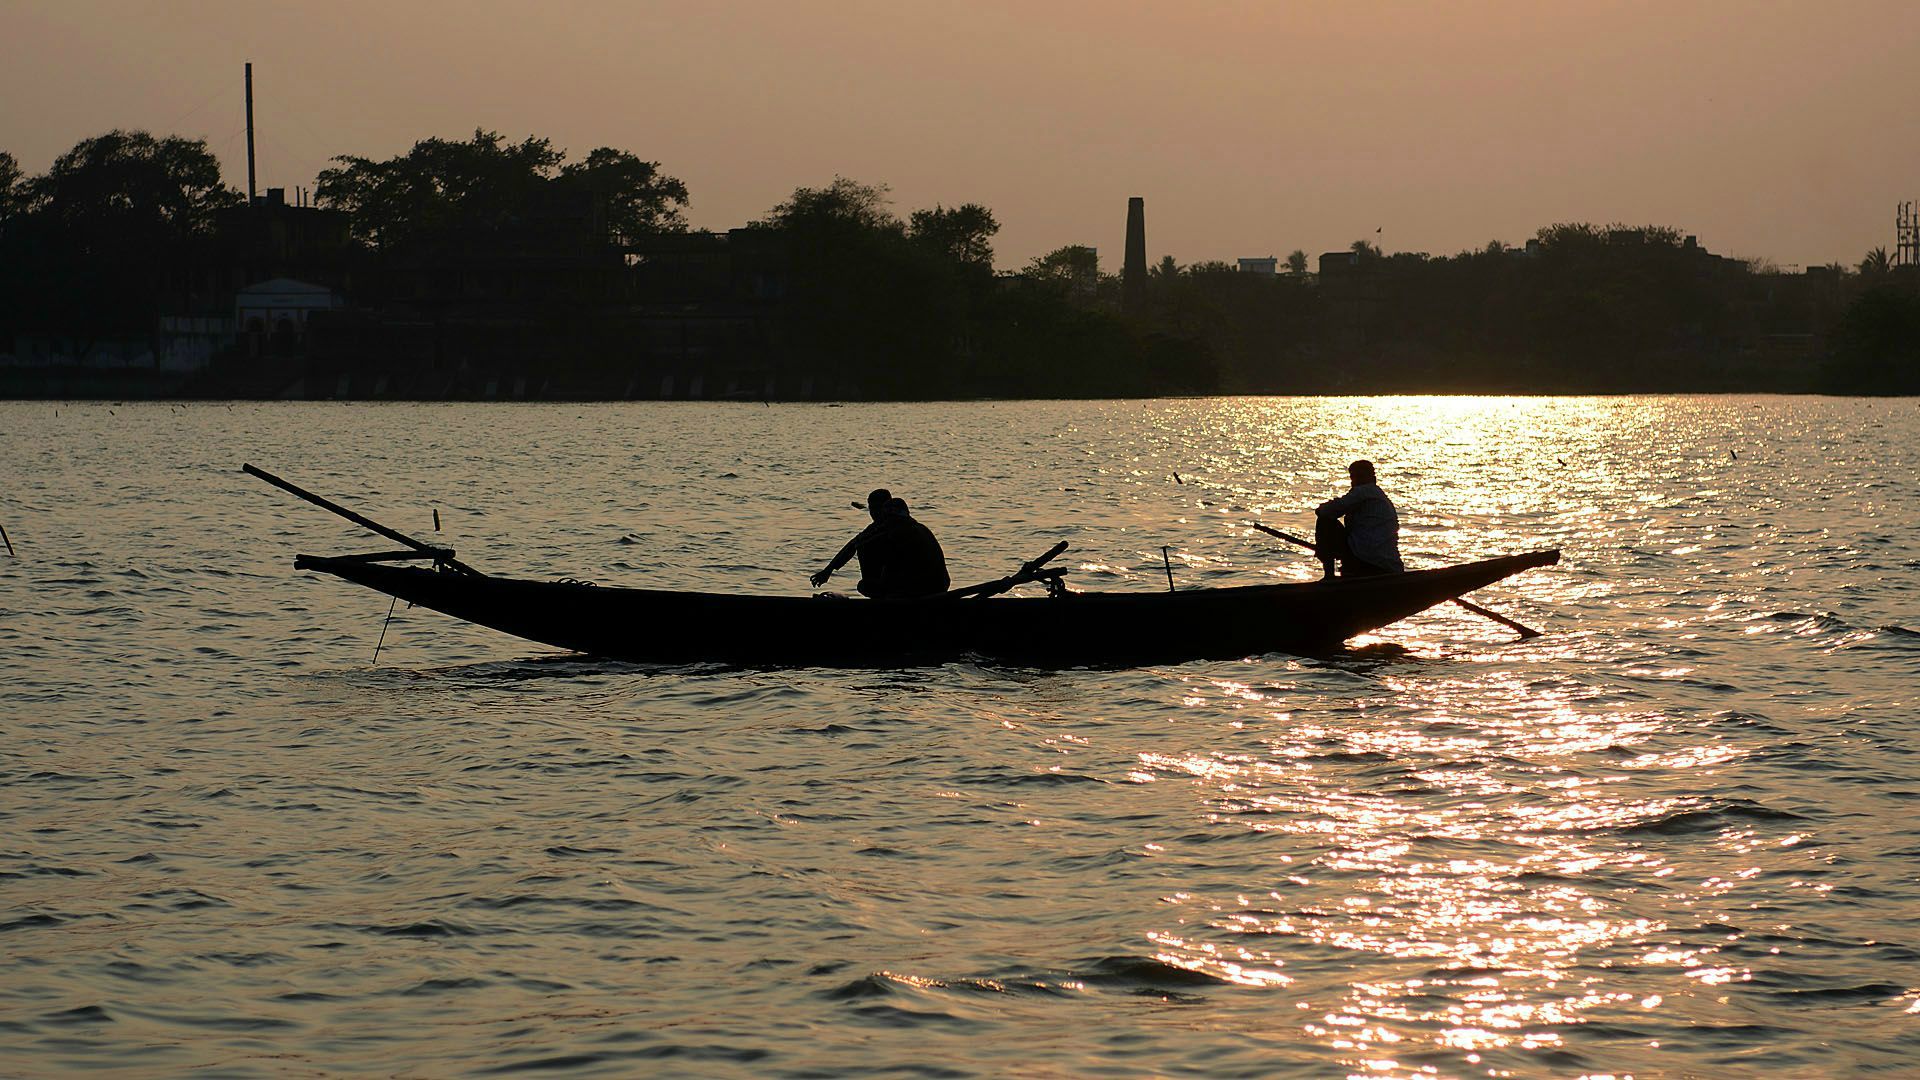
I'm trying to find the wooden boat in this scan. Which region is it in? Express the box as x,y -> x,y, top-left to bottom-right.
291,549 -> 1559,666
249,464 -> 1560,667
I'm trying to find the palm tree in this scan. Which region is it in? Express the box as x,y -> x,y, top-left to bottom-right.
1860,246 -> 1891,278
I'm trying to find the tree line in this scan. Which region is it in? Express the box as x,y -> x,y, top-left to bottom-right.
2,129 -> 1915,395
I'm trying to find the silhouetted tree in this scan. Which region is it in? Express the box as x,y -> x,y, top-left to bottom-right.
559,147 -> 689,240
750,178 -> 965,393
20,130 -> 238,244
0,150 -> 20,225
315,129 -> 686,249
761,176 -> 902,236
1285,249 -> 1309,275
316,130 -> 559,248
1350,239 -> 1382,260
1859,246 -> 1892,279
2,130 -> 241,340
907,203 -> 998,269
1022,245 -> 1100,292
0,150 -> 21,339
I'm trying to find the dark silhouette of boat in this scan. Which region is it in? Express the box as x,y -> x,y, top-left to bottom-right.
291,548 -> 1560,666
246,463 -> 1559,667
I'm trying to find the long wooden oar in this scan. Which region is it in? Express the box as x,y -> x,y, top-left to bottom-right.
1247,521 -> 1542,639
244,464 -> 480,577
946,540 -> 1069,600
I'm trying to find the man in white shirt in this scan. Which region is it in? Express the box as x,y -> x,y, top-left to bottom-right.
1314,460 -> 1404,580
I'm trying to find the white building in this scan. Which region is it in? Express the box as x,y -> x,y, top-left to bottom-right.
235,278 -> 342,354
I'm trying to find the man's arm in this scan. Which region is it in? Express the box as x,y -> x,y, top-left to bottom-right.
1316,490 -> 1361,517
812,523 -> 878,586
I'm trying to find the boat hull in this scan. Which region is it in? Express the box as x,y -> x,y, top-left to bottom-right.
292,550 -> 1560,666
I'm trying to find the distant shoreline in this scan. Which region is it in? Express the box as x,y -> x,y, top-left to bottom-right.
0,366 -> 1896,401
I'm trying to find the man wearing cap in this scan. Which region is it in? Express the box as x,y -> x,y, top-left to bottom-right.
811,488 -> 951,599
1313,460 -> 1404,580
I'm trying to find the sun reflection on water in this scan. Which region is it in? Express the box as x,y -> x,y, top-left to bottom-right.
1134,649 -> 1776,1070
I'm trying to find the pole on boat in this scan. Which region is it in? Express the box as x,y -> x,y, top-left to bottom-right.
1246,521 -> 1543,640
0,524 -> 13,557
372,594 -> 398,665
1161,546 -> 1176,592
243,463 -> 479,576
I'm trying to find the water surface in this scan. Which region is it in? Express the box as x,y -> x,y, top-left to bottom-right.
2,397 -> 1916,1077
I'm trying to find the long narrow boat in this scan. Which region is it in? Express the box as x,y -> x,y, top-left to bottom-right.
292,548 -> 1560,667
247,464 -> 1559,667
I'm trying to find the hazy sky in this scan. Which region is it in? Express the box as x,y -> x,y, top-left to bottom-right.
4,1 -> 1917,271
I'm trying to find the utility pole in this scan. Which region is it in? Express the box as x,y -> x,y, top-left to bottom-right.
244,62 -> 257,203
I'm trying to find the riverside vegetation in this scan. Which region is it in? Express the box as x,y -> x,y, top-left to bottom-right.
1,131 -> 1915,397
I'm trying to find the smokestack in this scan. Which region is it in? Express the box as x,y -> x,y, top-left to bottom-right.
245,62 -> 256,203
1123,196 -> 1147,313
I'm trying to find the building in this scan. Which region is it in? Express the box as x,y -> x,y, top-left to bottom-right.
235,278 -> 343,355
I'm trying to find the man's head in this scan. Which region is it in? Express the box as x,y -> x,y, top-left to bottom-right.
1348,460 -> 1377,485
865,488 -> 892,521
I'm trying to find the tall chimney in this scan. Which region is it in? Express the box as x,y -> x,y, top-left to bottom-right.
1123,196 -> 1147,313
245,62 -> 257,203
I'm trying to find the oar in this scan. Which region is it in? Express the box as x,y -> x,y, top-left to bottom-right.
243,464 -> 480,577
1247,521 -> 1542,639
946,541 -> 1069,600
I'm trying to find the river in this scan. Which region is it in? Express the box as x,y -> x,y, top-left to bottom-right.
2,396 -> 1916,1077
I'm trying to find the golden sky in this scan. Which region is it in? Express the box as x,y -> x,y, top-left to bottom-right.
4,1 -> 1917,270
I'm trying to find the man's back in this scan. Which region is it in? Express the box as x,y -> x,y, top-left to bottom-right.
856,512 -> 950,599
1317,481 -> 1403,573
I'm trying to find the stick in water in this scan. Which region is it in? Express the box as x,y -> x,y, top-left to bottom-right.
372,594 -> 399,665
0,524 -> 13,557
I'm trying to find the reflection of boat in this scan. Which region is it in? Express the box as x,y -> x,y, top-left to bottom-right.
291,549 -> 1560,667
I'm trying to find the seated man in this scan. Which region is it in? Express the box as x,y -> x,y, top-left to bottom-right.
811,488 -> 951,599
1314,459 -> 1404,579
